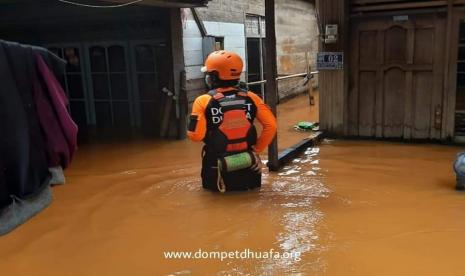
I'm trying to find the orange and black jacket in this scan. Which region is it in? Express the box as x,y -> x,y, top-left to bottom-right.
187,87 -> 277,153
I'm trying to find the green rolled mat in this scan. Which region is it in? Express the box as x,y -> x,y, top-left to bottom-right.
219,152 -> 255,172
297,121 -> 315,129
294,121 -> 319,131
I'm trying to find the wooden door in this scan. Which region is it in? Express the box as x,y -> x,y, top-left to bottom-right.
349,13 -> 446,139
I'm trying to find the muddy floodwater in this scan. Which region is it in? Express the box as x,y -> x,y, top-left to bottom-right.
1,94 -> 464,275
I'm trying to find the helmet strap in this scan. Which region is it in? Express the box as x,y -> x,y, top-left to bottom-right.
205,72 -> 239,89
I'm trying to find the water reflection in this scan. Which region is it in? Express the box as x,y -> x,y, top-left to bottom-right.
257,147 -> 330,274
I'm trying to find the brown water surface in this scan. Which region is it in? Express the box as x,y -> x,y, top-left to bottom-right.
0,94 -> 462,275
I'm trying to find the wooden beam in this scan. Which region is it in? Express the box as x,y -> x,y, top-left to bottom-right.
352,0 -> 442,4
278,132 -> 325,167
265,0 -> 279,171
343,0 -> 350,136
170,8 -> 187,139
317,0 -> 346,136
190,8 -> 208,37
443,0 -> 455,139
351,1 -> 447,12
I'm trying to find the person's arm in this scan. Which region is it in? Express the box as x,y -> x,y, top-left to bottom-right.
187,94 -> 211,142
248,92 -> 277,153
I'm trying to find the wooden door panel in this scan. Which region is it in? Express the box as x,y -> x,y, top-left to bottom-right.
360,31 -> 378,67
385,26 -> 408,64
412,71 -> 433,138
383,68 -> 406,137
414,28 -> 434,65
359,71 -> 377,136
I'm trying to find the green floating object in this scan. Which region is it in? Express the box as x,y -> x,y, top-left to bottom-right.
219,152 -> 254,172
295,121 -> 319,131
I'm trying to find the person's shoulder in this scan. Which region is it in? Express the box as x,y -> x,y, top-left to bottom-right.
196,93 -> 213,99
245,90 -> 259,97
193,92 -> 213,106
245,91 -> 263,102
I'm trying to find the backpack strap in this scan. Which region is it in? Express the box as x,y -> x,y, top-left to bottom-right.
235,87 -> 249,98
208,89 -> 224,100
209,88 -> 249,99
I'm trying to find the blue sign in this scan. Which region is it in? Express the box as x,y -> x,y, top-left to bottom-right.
317,52 -> 344,70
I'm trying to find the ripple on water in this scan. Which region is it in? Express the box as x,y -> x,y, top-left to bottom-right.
257,147 -> 330,274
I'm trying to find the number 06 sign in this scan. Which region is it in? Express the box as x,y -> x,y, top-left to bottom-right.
316,52 -> 344,70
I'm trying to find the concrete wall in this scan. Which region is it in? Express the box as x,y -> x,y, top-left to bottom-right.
195,0 -> 264,23
276,0 -> 319,99
181,0 -> 318,103
182,7 -> 248,102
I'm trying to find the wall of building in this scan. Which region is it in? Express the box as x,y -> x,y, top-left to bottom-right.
276,0 -> 319,99
182,0 -> 318,103
182,8 -> 247,86
316,0 -> 347,135
182,0 -> 263,103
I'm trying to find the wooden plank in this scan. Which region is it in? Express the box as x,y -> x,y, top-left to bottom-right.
383,67 -> 406,137
403,27 -> 415,138
413,71 -> 434,138
265,0 -> 279,171
443,1 -> 458,139
404,71 -> 413,138
316,0 -> 347,136
432,13 -> 446,139
360,64 -> 434,70
339,1 -> 348,134
348,24 -> 360,136
190,8 -> 207,37
376,29 -> 385,137
278,132 -> 325,168
169,8 -> 187,139
356,21 -> 434,32
359,71 -> 377,136
352,1 -> 447,12
159,95 -> 173,137
352,0 -> 444,4
406,28 -> 415,64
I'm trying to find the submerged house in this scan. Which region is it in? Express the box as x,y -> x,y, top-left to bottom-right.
317,0 -> 465,142
0,0 -> 209,141
0,0 -> 318,143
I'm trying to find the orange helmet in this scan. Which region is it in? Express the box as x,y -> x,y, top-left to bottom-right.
201,51 -> 243,81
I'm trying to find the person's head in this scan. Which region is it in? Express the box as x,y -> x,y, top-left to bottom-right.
201,50 -> 243,89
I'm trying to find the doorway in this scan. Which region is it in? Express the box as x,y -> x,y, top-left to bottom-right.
245,14 -> 266,98
349,13 -> 446,139
246,37 -> 266,96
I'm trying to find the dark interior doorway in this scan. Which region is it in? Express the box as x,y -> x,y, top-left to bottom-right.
246,38 -> 266,97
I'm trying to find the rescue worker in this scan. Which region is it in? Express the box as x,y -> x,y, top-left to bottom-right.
187,50 -> 277,192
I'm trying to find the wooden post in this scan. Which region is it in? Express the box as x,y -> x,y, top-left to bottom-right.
170,8 -> 187,139
265,0 -> 279,171
443,0 -> 455,139
316,0 -> 347,136
190,8 -> 207,37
